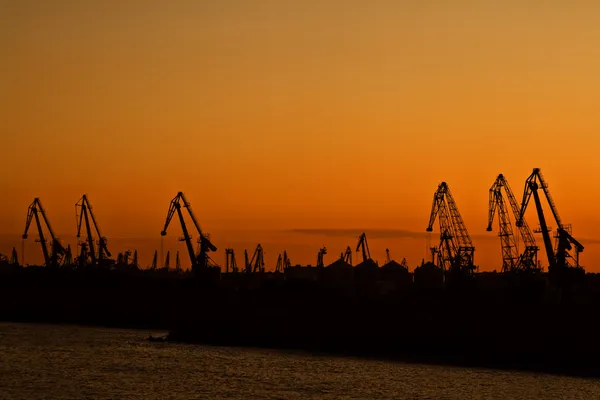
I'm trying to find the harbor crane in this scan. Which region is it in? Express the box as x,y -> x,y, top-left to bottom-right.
487,174 -> 539,273
75,194 -> 112,267
164,251 -> 171,270
225,248 -> 238,273
245,244 -> 264,274
426,182 -> 475,276
175,251 -> 181,272
9,247 -> 19,266
160,192 -> 217,272
341,246 -> 352,265
356,232 -> 371,263
385,248 -> 391,264
516,168 -> 584,275
275,251 -> 291,273
317,247 -> 327,268
22,198 -> 70,267
400,258 -> 409,270
151,250 -> 158,270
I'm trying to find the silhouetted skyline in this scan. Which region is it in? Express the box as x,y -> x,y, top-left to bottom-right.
3,2 -> 600,269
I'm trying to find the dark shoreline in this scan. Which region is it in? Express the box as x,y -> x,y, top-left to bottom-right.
3,267 -> 600,378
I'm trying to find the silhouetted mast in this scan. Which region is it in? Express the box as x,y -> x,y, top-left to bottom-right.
151,250 -> 158,270
164,251 -> 171,270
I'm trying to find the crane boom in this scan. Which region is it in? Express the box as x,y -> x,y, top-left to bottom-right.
501,176 -> 536,249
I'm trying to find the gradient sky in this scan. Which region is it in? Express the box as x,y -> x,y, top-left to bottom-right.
2,1 -> 600,270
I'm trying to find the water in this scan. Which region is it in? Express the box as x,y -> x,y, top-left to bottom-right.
0,323 -> 599,399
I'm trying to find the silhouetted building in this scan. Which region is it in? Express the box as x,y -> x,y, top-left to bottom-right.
413,261 -> 443,288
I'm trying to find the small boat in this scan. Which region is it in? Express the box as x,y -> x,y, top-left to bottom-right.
148,334 -> 167,343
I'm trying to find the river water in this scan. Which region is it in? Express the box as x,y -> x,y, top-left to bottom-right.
0,322 -> 598,399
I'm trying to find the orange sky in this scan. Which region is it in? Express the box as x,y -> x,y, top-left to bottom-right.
2,1 -> 600,271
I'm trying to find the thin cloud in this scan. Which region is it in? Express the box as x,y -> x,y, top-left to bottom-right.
288,228 -> 430,240
287,228 -> 600,245
578,237 -> 600,245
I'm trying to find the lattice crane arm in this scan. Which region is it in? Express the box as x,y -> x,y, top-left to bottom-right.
426,195 -> 442,232
443,185 -> 473,248
23,199 -> 50,266
500,175 -> 536,248
82,195 -> 111,258
486,182 -> 499,232
534,169 -> 563,230
160,193 -> 181,236
22,199 -> 37,240
178,192 -> 217,252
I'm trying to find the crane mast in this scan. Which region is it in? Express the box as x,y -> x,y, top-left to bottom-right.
22,198 -> 68,267
161,192 -> 217,272
356,232 -> 371,263
516,168 -> 583,275
426,182 -> 475,276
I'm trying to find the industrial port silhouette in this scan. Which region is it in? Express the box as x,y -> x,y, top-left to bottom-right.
2,167 -> 599,376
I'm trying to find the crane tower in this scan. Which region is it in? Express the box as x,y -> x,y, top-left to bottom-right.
160,192 -> 217,273
516,168 -> 584,277
426,182 -> 475,276
487,174 -> 539,273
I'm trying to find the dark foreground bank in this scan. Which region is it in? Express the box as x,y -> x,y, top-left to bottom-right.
4,267 -> 600,377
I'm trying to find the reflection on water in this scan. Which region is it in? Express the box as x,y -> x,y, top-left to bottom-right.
0,322 -> 599,399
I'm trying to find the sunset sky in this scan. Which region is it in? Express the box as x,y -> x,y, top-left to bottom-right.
2,1 -> 600,270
